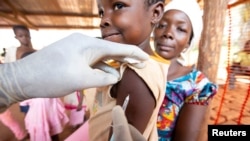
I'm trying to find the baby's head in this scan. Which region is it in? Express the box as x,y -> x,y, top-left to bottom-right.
154,0 -> 203,66
97,0 -> 165,50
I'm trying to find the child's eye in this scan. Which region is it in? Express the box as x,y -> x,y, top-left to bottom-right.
114,3 -> 125,10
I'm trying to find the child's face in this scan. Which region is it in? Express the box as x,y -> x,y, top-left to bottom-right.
97,0 -> 154,47
15,29 -> 31,46
153,10 -> 192,60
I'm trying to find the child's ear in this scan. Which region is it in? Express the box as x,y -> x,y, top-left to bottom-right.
151,1 -> 164,25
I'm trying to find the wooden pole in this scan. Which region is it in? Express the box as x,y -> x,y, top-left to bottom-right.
197,0 -> 229,83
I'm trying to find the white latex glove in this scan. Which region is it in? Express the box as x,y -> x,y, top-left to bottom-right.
0,33 -> 148,112
112,106 -> 146,141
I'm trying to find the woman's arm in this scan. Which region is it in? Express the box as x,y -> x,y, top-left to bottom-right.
172,104 -> 210,141
112,68 -> 155,133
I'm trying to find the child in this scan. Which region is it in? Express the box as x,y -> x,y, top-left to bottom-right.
5,25 -> 36,62
65,0 -> 168,140
88,0 -> 168,140
23,98 -> 69,141
16,41 -> 69,141
0,109 -> 28,141
64,90 -> 86,129
20,53 -> 69,141
153,0 -> 218,140
0,25 -> 36,141
5,25 -> 36,114
5,25 -> 69,141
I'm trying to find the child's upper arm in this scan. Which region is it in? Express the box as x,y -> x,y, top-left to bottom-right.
113,68 -> 155,133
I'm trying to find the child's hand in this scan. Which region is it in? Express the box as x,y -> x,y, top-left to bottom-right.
76,105 -> 83,111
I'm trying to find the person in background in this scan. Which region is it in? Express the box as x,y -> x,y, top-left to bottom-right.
23,98 -> 69,141
4,25 -> 36,62
153,0 -> 218,140
18,50 -> 69,141
5,25 -> 36,114
0,109 -> 28,141
0,25 -> 35,141
64,90 -> 87,130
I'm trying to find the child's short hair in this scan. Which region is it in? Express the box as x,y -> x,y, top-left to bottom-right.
12,25 -> 30,34
146,0 -> 165,6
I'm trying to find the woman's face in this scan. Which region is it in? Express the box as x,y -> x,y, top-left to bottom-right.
153,10 -> 193,60
97,0 -> 153,48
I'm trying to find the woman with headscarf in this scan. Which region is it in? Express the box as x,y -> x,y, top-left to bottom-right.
153,0 -> 218,140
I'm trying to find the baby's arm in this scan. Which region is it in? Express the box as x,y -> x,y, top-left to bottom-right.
112,68 -> 155,133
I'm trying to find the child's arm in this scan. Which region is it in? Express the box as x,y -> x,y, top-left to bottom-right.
77,90 -> 84,111
111,68 -> 155,134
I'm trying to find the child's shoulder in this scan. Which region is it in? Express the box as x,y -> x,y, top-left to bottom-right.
122,58 -> 168,87
126,58 -> 168,76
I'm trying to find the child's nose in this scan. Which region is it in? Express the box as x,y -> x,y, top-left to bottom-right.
100,14 -> 111,28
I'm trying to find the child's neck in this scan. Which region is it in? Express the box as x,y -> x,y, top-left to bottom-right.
19,44 -> 32,48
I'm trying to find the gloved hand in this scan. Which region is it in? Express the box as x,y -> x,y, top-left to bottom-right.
0,33 -> 148,112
